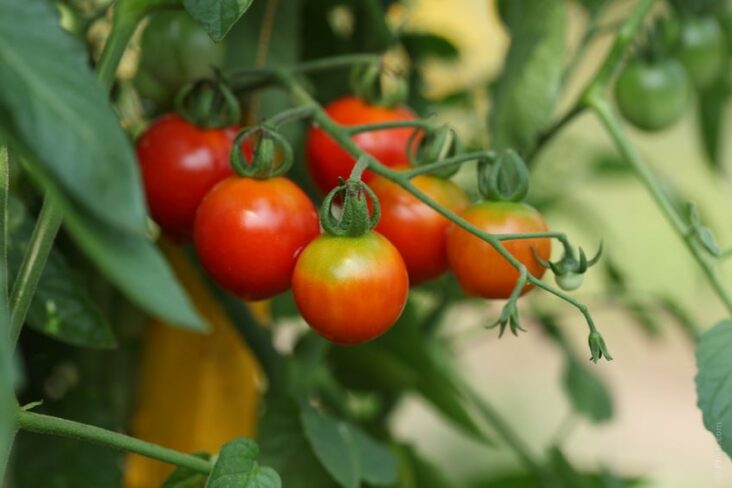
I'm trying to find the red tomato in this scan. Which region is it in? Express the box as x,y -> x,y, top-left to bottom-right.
194,176 -> 319,300
292,232 -> 409,345
136,113 -> 251,241
446,202 -> 551,299
370,172 -> 469,285
306,96 -> 417,193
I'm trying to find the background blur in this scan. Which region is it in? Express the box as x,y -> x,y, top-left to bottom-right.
392,1 -> 732,486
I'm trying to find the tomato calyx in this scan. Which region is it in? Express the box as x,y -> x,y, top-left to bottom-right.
350,60 -> 408,108
320,158 -> 380,237
533,241 -> 603,291
489,296 -> 526,338
174,75 -> 240,129
588,330 -> 613,363
230,126 -> 293,179
477,149 -> 530,202
408,124 -> 462,178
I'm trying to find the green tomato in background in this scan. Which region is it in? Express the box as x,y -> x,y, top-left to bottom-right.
679,16 -> 727,89
614,58 -> 691,132
135,11 -> 226,111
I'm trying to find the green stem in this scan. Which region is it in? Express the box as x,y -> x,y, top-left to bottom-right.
589,97 -> 732,315
403,150 -> 495,178
290,53 -> 381,74
229,53 -> 381,80
9,202 -> 62,347
16,411 -> 212,475
265,104 -> 316,128
346,119 -> 436,135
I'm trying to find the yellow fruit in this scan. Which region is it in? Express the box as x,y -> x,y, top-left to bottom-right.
123,242 -> 264,488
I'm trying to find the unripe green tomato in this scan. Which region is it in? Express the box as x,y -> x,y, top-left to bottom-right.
614,58 -> 690,132
555,272 -> 583,291
135,11 -> 226,110
679,17 -> 727,89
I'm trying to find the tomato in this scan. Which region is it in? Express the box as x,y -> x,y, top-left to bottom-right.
194,177 -> 319,301
135,11 -> 226,109
370,172 -> 469,285
614,58 -> 690,131
292,232 -> 409,344
679,17 -> 727,89
446,202 -> 551,299
136,114 -> 253,241
306,96 -> 417,193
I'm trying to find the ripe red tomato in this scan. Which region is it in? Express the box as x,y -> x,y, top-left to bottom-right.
194,176 -> 319,301
136,113 -> 251,241
370,172 -> 469,285
446,202 -> 551,299
306,96 -> 416,193
292,232 -> 409,345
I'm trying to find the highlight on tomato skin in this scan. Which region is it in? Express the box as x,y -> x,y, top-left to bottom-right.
136,113 -> 251,242
446,201 -> 551,299
306,95 -> 417,194
292,232 -> 409,345
193,176 -> 320,301
370,171 -> 470,286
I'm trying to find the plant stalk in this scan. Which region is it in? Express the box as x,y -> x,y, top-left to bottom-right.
16,411 -> 212,474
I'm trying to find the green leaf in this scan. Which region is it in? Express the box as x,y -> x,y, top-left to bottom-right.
8,198 -> 115,348
300,403 -> 397,488
0,0 -> 148,234
206,438 -> 281,488
24,158 -> 205,332
300,404 -> 360,488
162,453 -> 211,488
351,427 -> 397,486
183,0 -> 255,42
562,359 -> 613,423
696,319 -> 732,458
258,398 -> 336,488
489,0 -> 566,155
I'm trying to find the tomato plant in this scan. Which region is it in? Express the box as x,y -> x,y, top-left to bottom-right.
5,0 -> 732,487
446,201 -> 551,299
306,96 -> 417,193
194,175 -> 319,301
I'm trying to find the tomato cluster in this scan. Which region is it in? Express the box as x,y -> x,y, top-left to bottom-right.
136,96 -> 552,345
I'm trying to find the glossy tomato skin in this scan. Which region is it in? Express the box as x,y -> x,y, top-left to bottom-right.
194,176 -> 319,301
292,232 -> 409,345
614,58 -> 690,132
446,202 -> 551,299
306,96 -> 416,193
137,113 -> 250,241
371,173 -> 469,285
